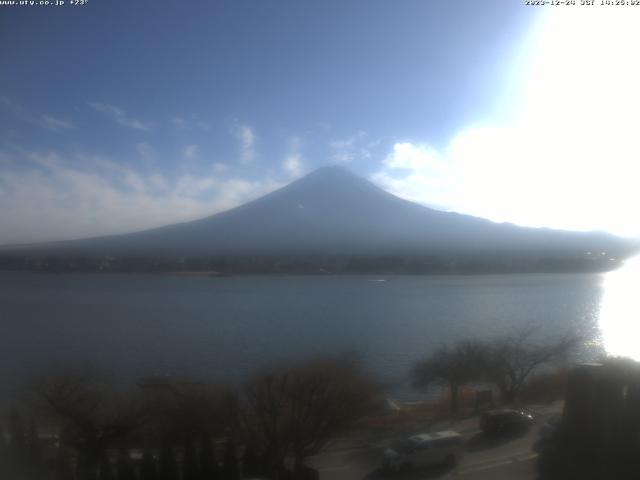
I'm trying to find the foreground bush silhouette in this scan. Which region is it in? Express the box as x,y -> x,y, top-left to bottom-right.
0,408 -> 47,479
1,354 -> 378,480
242,353 -> 379,479
33,369 -> 148,480
139,449 -> 157,480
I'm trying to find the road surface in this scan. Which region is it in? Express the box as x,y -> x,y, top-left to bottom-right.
309,403 -> 561,480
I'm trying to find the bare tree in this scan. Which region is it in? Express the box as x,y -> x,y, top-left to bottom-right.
413,340 -> 488,415
135,377 -> 235,480
486,328 -> 579,403
243,353 -> 378,479
33,370 -> 148,480
137,377 -> 233,441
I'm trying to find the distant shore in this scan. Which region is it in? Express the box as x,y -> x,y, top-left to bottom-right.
159,270 -> 232,277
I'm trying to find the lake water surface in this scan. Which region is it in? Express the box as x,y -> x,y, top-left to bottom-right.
0,269 -> 619,400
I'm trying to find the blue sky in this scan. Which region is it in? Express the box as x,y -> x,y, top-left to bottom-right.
2,1 -> 639,244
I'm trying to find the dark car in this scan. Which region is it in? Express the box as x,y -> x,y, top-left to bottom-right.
480,408 -> 535,435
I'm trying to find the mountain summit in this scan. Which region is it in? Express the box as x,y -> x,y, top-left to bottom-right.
2,166 -> 635,273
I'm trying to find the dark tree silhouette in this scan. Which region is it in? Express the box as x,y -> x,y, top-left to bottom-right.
53,447 -> 74,480
241,437 -> 267,478
183,438 -> 198,480
9,408 -> 27,462
1,408 -> 29,478
486,328 -> 579,403
27,417 -> 44,474
97,456 -> 114,480
198,431 -> 218,480
413,330 -> 579,410
139,449 -> 158,480
158,443 -> 178,480
116,448 -> 136,480
139,377 -> 233,438
413,340 -> 487,414
34,370 -> 148,479
222,438 -> 240,480
243,354 -> 378,479
0,434 -> 7,478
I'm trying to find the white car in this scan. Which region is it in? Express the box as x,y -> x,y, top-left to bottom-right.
383,430 -> 463,471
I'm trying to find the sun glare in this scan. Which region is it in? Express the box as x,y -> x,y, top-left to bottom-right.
510,7 -> 640,236
599,256 -> 640,361
526,9 -> 640,358
379,7 -> 640,238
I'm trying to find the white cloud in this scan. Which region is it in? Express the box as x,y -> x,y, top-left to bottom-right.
283,153 -> 304,177
0,150 -> 282,244
172,116 -> 187,129
383,143 -> 444,171
328,130 -> 365,150
88,102 -> 151,131
332,152 -> 355,163
373,118 -> 640,236
40,114 -> 75,131
329,130 -> 369,163
281,136 -> 306,178
183,144 -> 199,160
171,116 -> 211,132
373,8 -> 640,237
233,123 -> 256,163
136,143 -> 154,161
0,98 -> 75,132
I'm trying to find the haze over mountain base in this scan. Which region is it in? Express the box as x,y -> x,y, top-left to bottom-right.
1,167 -> 636,274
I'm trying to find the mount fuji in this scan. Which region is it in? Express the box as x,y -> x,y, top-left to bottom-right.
2,166 -> 635,273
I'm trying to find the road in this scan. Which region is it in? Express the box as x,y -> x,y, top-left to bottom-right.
309,404 -> 561,480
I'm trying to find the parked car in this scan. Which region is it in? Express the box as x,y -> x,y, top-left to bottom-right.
383,430 -> 463,471
480,408 -> 535,435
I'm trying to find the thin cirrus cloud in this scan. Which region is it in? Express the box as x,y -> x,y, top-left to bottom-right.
183,144 -> 200,160
135,142 -> 154,162
39,114 -> 75,131
329,130 -> 371,163
171,116 -> 211,132
0,97 -> 75,132
233,122 -> 256,164
0,149 -> 282,245
171,116 -> 187,129
88,102 -> 151,131
328,130 -> 366,150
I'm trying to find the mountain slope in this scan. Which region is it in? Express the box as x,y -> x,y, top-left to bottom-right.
3,166 -> 635,268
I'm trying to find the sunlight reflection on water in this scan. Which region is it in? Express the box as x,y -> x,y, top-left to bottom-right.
599,255 -> 640,360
